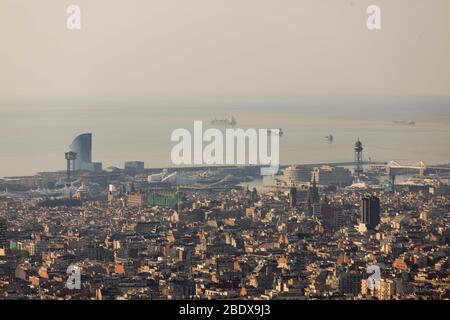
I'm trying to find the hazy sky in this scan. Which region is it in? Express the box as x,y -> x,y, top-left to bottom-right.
0,0 -> 449,101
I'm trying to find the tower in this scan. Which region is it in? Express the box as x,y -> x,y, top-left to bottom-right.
65,151 -> 77,198
289,187 -> 297,208
251,188 -> 258,202
390,173 -> 395,193
307,176 -> 320,204
306,177 -> 320,216
354,139 -> 364,181
65,151 -> 77,183
361,195 -> 380,230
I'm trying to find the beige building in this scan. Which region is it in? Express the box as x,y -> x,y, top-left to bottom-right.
311,166 -> 352,186
284,165 -> 311,186
361,278 -> 397,300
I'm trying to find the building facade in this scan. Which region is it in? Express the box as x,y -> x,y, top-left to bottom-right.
284,166 -> 311,185
311,165 -> 352,186
0,219 -> 7,248
361,195 -> 381,230
70,133 -> 102,172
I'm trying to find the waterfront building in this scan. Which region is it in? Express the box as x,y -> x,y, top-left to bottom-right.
311,165 -> 352,186
284,165 -> 311,185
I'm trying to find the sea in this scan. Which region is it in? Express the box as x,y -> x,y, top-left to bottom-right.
0,95 -> 449,178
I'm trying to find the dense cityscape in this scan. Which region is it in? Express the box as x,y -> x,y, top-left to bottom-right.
0,133 -> 449,300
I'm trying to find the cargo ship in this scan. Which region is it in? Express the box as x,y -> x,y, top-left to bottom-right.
210,116 -> 236,126
393,120 -> 415,126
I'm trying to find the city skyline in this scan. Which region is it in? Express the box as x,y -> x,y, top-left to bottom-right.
0,1 -> 449,304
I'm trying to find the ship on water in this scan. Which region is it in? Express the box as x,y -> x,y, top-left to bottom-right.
210,116 -> 236,126
325,134 -> 334,142
393,120 -> 415,126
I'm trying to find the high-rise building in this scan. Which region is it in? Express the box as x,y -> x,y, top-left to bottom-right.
289,187 -> 297,208
319,203 -> 344,230
320,202 -> 334,227
307,177 -> 320,203
361,195 -> 380,230
306,177 -> 320,216
339,272 -> 362,296
70,133 -> 102,172
0,219 -> 7,248
251,187 -> 258,202
70,133 -> 92,168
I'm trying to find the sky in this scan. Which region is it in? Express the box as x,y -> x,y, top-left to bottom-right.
0,0 -> 449,102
